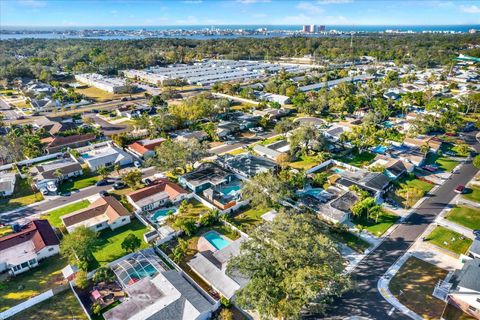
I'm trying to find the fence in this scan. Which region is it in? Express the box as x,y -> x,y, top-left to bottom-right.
212,92 -> 259,105
0,283 -> 70,320
0,152 -> 64,171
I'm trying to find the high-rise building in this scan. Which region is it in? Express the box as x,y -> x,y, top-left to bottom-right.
302,25 -> 309,33
318,25 -> 326,32
310,24 -> 317,33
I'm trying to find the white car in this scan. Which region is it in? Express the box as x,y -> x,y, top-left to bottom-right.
134,161 -> 141,168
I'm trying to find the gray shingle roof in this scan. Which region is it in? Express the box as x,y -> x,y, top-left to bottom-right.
452,258 -> 480,292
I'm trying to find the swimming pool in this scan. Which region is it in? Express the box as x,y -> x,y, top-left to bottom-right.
81,153 -> 91,159
382,121 -> 393,128
204,231 -> 230,250
372,145 -> 388,154
151,208 -> 175,222
218,184 -> 241,196
332,167 -> 345,174
304,188 -> 323,198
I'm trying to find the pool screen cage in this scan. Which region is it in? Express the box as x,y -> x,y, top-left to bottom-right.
111,248 -> 164,287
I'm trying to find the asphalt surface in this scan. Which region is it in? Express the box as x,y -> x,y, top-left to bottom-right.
210,131 -> 277,154
87,114 -> 131,136
322,132 -> 480,320
0,167 -> 156,223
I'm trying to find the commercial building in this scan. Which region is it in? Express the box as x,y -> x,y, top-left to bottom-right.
0,220 -> 60,275
74,73 -> 131,93
124,60 -> 311,87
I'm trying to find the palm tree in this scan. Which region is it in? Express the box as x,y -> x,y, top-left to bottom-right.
53,169 -> 63,181
97,166 -> 109,180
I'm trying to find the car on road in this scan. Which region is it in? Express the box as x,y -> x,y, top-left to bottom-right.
455,184 -> 465,194
113,182 -> 126,190
99,190 -> 109,197
473,229 -> 480,238
59,191 -> 71,197
422,165 -> 438,172
225,140 -> 236,145
96,179 -> 111,186
142,178 -> 152,186
134,161 -> 142,168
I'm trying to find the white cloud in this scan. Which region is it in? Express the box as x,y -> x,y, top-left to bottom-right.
460,5 -> 480,13
17,0 -> 46,8
317,0 -> 352,4
236,0 -> 271,4
297,2 -> 325,14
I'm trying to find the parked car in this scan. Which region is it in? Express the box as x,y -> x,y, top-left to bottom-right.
142,178 -> 152,185
422,165 -> 437,172
96,179 -> 111,187
134,161 -> 142,168
473,229 -> 480,238
455,184 -> 465,194
99,190 -> 109,197
113,182 -> 126,190
59,191 -> 71,197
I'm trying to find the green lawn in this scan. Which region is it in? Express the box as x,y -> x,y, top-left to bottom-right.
462,186 -> 480,203
425,153 -> 459,172
259,135 -> 284,146
390,257 -> 449,320
451,145 -> 470,157
166,199 -> 210,230
352,210 -> 399,237
41,200 -> 91,227
288,155 -> 321,170
225,148 -> 247,156
91,219 -> 150,268
57,171 -> 101,193
0,177 -> 44,212
0,256 -> 68,311
425,226 -> 473,255
337,151 -> 376,167
446,206 -> 480,230
389,174 -> 434,208
231,205 -> 272,233
330,228 -> 371,253
9,288 -> 87,320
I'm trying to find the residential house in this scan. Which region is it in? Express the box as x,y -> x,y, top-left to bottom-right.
103,270 -> 216,320
369,155 -> 414,179
253,108 -> 291,120
172,130 -> 209,143
404,136 -> 442,153
188,236 -> 248,299
216,153 -> 277,178
61,196 -> 131,233
254,92 -> 291,105
126,179 -> 190,212
179,162 -> 236,194
216,121 -> 240,138
30,157 -> 83,194
323,124 -> 351,143
388,145 -> 426,167
45,133 -> 96,154
468,240 -> 480,259
253,140 -> 290,161
0,220 -> 60,275
445,258 -> 480,319
81,142 -> 133,171
0,172 -> 16,196
127,137 -> 165,159
333,166 -> 391,199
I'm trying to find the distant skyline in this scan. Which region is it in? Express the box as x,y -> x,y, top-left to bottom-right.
1,0 -> 480,27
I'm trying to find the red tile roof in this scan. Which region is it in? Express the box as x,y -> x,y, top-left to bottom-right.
127,179 -> 188,203
127,138 -> 165,156
0,220 -> 59,252
47,133 -> 96,148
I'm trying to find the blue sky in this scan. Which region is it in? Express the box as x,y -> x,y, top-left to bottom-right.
1,0 -> 479,27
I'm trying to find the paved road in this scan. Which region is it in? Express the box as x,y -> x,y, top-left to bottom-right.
210,131 -> 277,155
322,133 -> 480,319
0,167 -> 157,223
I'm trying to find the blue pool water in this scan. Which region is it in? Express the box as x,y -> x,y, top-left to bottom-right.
219,184 -> 241,196
81,153 -> 91,159
204,231 -> 230,250
151,208 -> 175,222
382,121 -> 393,128
332,167 -> 345,173
304,188 -> 323,198
372,145 -> 388,154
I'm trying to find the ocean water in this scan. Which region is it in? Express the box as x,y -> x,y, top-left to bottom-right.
1,25 -> 478,40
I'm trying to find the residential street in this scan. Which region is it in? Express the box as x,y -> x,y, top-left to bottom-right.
322,132 -> 480,320
0,167 -> 157,223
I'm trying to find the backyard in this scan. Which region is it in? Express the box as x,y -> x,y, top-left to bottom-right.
446,206 -> 480,230
91,219 -> 150,268
425,226 -> 473,255
0,177 -> 44,212
462,186 -> 480,203
336,151 -> 376,167
389,173 -> 434,208
41,200 -> 91,227
0,256 -> 68,312
352,210 -> 399,237
425,153 -> 459,172
230,205 -> 272,233
166,199 -> 210,230
9,289 -> 87,320
288,155 -> 321,170
390,256 -> 449,320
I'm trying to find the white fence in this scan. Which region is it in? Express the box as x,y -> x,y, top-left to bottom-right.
212,93 -> 259,105
0,290 -> 54,319
0,152 -> 64,171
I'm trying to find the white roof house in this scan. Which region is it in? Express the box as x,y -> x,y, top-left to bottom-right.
74,73 -> 131,94
81,143 -> 133,171
0,172 -> 16,196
